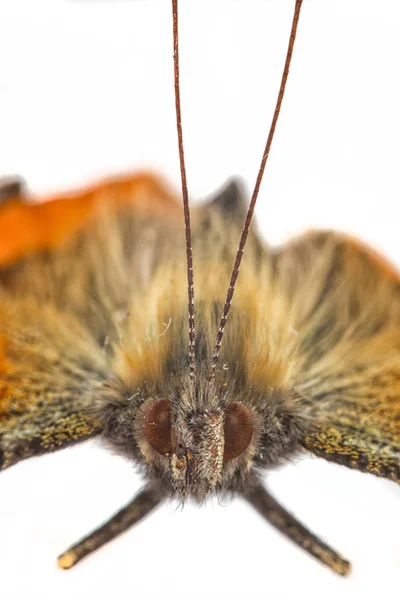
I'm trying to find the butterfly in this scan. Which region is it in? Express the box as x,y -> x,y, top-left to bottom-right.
0,0 -> 398,578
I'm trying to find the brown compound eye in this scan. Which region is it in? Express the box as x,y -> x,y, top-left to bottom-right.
223,402 -> 254,460
143,398 -> 173,455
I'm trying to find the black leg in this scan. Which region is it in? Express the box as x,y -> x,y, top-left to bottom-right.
58,486 -> 166,569
244,483 -> 350,576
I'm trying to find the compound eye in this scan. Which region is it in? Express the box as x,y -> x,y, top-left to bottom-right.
223,402 -> 253,460
143,398 -> 173,455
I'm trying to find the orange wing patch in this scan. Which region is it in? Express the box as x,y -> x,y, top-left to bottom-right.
0,171 -> 183,422
0,172 -> 181,267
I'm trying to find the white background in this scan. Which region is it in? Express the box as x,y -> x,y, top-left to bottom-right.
0,1 -> 399,599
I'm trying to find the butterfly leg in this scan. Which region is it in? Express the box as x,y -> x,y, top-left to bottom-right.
0,403 -> 101,471
57,485 -> 166,569
244,483 -> 350,576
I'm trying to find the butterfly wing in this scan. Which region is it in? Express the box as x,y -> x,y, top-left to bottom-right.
275,231 -> 400,482
0,172 -> 182,469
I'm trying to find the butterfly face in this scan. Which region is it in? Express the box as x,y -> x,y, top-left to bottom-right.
142,397 -> 254,498
99,369 -> 302,503
100,379 -> 259,501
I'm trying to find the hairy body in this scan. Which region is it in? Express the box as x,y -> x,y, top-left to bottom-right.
0,172 -> 398,573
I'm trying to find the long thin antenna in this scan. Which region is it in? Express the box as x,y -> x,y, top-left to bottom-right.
172,0 -> 196,379
209,0 -> 304,381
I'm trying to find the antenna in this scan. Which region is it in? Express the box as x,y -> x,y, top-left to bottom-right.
209,0 -> 304,381
172,0 -> 196,379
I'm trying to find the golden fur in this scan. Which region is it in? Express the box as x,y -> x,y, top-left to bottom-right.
0,173 -> 399,485
0,172 -> 398,574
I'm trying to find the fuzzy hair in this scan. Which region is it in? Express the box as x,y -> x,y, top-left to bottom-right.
0,176 -> 399,492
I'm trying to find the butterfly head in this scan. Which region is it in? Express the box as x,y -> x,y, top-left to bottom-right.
141,394 -> 255,500
101,377 -> 262,502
